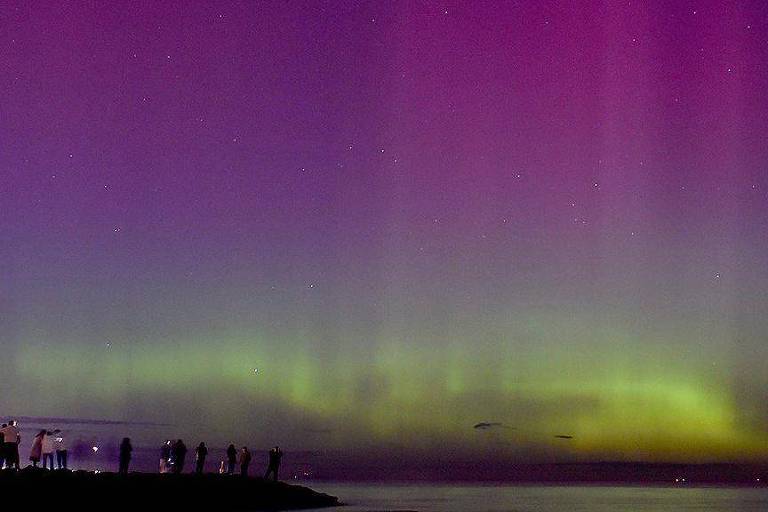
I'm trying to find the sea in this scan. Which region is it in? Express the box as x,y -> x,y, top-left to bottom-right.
303,484 -> 768,511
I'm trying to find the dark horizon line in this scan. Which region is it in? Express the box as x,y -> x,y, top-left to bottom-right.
7,415 -> 174,428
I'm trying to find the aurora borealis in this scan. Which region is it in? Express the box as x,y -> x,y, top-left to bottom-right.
2,0 -> 768,466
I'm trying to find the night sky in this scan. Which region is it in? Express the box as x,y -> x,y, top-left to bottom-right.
2,0 -> 768,464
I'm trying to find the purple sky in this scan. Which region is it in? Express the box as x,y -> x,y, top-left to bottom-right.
2,0 -> 768,467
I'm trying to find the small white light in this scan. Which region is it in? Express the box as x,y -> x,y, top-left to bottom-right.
92,446 -> 99,452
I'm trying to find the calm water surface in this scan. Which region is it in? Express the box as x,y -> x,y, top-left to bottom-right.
305,484 -> 768,512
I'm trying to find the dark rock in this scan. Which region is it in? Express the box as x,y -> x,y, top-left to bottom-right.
0,468 -> 339,510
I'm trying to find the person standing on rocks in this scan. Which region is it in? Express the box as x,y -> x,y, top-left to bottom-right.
41,431 -> 55,469
226,444 -> 237,475
1,420 -> 20,469
29,430 -> 45,467
264,446 -> 283,481
53,430 -> 68,470
195,442 -> 208,474
160,440 -> 172,473
119,438 -> 133,475
172,439 -> 187,473
239,446 -> 251,477
0,423 -> 6,469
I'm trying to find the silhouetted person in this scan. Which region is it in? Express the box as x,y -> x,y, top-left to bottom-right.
1,420 -> 20,469
239,447 -> 251,477
53,430 -> 68,470
172,439 -> 187,473
119,438 -> 132,475
160,440 -> 172,473
264,446 -> 282,481
29,430 -> 45,467
195,442 -> 207,474
226,444 -> 237,475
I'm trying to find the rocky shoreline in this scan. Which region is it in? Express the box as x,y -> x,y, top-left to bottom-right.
0,468 -> 339,510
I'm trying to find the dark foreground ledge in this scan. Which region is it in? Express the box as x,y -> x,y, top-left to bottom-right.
0,468 -> 339,511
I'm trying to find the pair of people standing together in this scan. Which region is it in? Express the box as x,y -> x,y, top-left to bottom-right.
226,444 -> 252,477
0,421 -> 21,469
159,439 -> 188,473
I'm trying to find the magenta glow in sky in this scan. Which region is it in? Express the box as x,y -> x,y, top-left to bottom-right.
1,1 -> 768,463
